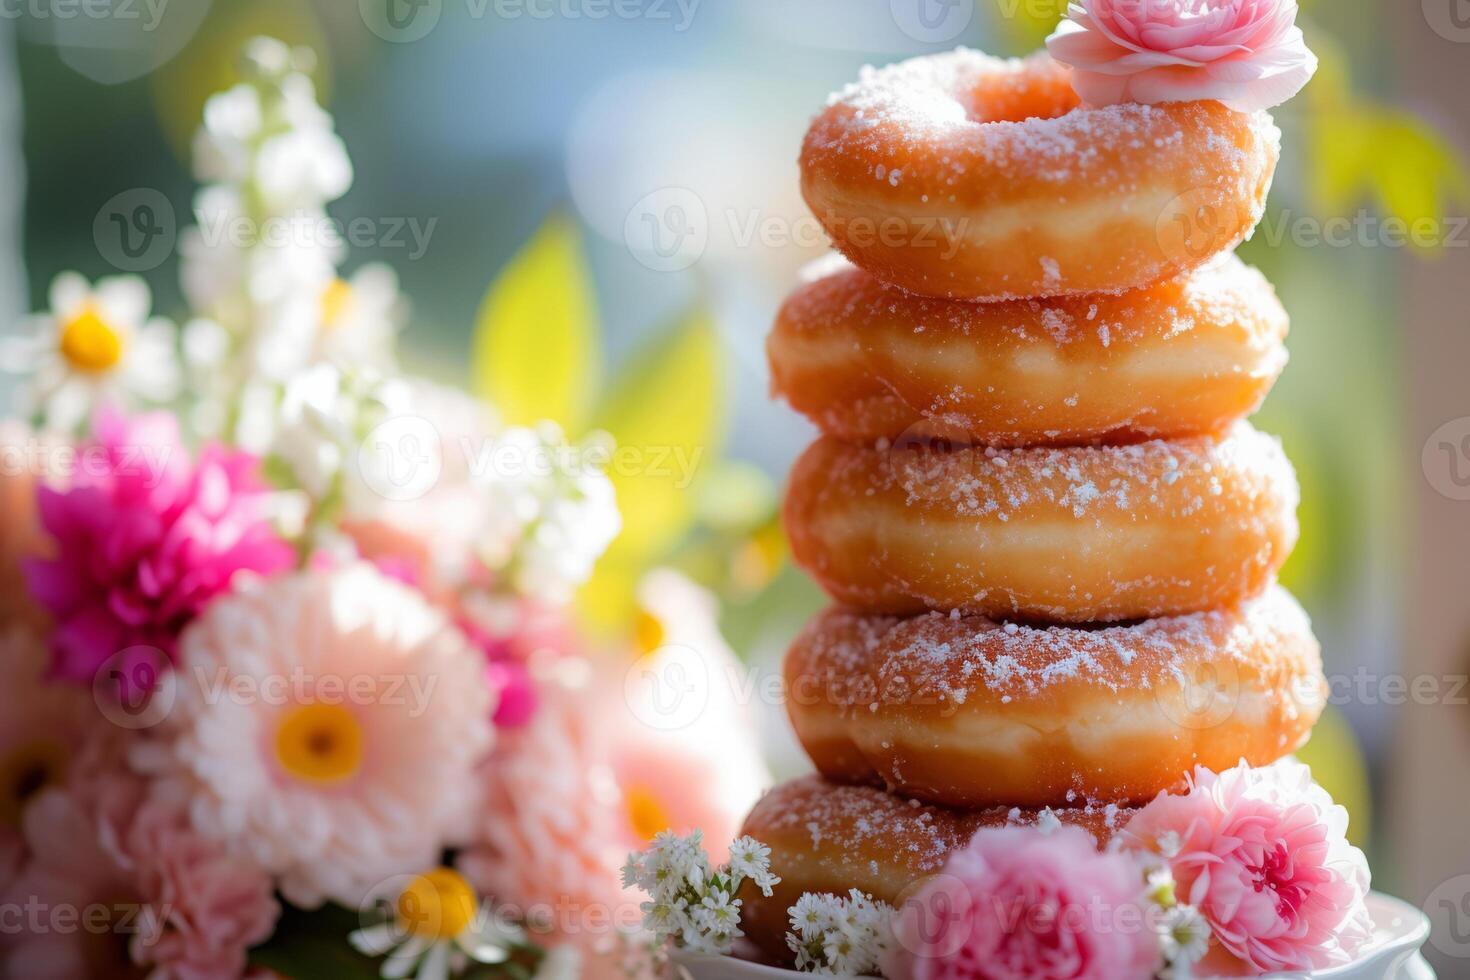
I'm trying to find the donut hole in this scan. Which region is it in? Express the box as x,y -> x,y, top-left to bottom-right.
958,60 -> 1079,126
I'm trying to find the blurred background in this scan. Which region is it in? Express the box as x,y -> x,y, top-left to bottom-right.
4,0 -> 1470,972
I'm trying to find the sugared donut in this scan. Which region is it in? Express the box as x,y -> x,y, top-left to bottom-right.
784,422 -> 1297,621
737,776 -> 1134,967
801,50 -> 1279,300
768,255 -> 1288,447
784,585 -> 1324,809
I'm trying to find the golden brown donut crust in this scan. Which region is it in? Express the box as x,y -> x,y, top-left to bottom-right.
783,423 -> 1298,621
801,51 -> 1279,300
737,776 -> 1134,967
784,585 -> 1324,809
768,255 -> 1288,447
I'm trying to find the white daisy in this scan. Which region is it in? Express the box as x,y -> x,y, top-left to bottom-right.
350,868 -> 525,980
2,272 -> 180,431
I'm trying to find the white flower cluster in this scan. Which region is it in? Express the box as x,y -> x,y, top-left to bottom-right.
1142,857 -> 1209,980
623,832 -> 780,956
785,890 -> 892,977
481,424 -> 621,602
180,36 -> 403,446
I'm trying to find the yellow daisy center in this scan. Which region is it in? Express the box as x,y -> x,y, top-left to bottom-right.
319,278 -> 354,332
633,608 -> 666,656
396,868 -> 479,941
59,304 -> 125,373
0,738 -> 68,828
624,784 -> 672,842
274,704 -> 364,785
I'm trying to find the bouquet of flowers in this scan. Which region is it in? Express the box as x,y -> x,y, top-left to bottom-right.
0,38 -> 766,980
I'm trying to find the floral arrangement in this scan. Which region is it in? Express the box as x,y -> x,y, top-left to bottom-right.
0,37 -> 768,980
631,761 -> 1371,980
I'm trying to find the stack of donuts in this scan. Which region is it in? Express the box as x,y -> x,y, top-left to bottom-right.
739,49 -> 1328,963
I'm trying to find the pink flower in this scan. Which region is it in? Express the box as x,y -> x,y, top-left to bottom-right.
1046,0 -> 1318,112
1,738 -> 277,980
132,563 -> 494,908
457,663 -> 640,965
1121,760 -> 1372,974
886,825 -> 1160,980
23,410 -> 294,684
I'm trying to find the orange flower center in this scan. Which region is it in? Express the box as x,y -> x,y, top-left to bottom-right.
59,305 -> 124,373
275,704 -> 363,785
396,868 -> 479,941
633,609 -> 666,656
624,784 -> 672,842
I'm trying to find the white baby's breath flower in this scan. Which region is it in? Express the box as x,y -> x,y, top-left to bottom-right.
1158,904 -> 1211,979
789,894 -> 838,941
728,836 -> 778,894
2,272 -> 180,431
784,891 -> 892,977
627,831 -> 779,960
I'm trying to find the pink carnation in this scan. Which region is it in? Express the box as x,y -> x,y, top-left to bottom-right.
886,825 -> 1160,980
1121,760 -> 1371,974
23,410 -> 294,684
1046,0 -> 1318,112
1,738 -> 278,980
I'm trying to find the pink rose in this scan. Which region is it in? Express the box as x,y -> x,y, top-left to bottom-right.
1121,760 -> 1372,974
885,825 -> 1160,980
1046,0 -> 1318,112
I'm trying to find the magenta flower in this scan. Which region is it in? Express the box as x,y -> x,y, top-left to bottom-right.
1046,0 -> 1318,112
23,410 -> 294,684
1121,760 -> 1372,973
886,825 -> 1161,980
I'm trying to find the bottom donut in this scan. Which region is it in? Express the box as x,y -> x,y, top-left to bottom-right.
736,776 -> 1134,968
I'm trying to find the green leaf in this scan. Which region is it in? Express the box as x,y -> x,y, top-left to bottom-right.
471,215 -> 600,432
1307,40 -> 1470,253
579,309 -> 725,631
249,902 -> 383,980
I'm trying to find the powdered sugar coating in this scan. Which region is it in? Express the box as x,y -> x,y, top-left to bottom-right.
783,585 -> 1325,809
789,584 -> 1315,707
784,422 -> 1300,620
800,49 -> 1281,300
768,252 -> 1289,446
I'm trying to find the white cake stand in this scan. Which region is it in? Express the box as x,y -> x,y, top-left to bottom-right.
674,892 -> 1432,980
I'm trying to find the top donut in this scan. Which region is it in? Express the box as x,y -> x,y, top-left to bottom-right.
800,51 -> 1280,301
